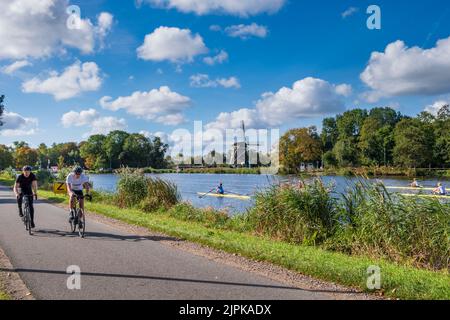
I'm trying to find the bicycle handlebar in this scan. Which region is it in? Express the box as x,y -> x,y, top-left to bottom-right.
72,194 -> 92,201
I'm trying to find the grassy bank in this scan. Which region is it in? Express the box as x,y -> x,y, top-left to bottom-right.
1,173 -> 448,300
321,166 -> 450,178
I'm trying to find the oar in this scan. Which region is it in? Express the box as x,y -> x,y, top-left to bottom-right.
225,190 -> 249,196
199,187 -> 216,199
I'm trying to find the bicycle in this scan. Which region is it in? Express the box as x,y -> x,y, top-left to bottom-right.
21,194 -> 33,235
69,194 -> 92,238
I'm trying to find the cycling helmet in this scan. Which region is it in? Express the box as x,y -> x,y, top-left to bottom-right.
22,165 -> 32,172
73,166 -> 83,174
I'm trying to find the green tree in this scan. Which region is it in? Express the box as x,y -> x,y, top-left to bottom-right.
149,137 -> 169,169
432,105 -> 450,166
0,144 -> 14,169
80,134 -> 107,169
120,133 -> 153,167
358,108 -> 400,166
367,107 -> 402,127
329,109 -> 368,166
51,142 -> 82,166
333,137 -> 360,167
321,117 -> 338,152
14,146 -> 38,168
336,109 -> 368,139
37,143 -> 49,169
105,131 -> 130,169
323,150 -> 338,168
280,127 -> 322,173
393,118 -> 435,168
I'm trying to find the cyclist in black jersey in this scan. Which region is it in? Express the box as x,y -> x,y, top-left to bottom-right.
13,166 -> 38,228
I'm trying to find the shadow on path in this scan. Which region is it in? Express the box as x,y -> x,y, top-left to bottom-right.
33,229 -> 181,242
0,267 -> 358,295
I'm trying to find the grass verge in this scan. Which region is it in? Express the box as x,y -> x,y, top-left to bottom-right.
0,176 -> 448,300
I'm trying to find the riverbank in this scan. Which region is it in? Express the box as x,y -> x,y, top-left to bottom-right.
86,166 -> 450,179
87,167 -> 262,175
0,174 -> 448,300
317,167 -> 450,178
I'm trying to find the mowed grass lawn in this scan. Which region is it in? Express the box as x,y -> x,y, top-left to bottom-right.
0,176 -> 449,300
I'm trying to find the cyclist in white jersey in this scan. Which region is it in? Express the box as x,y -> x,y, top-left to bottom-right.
66,166 -> 91,225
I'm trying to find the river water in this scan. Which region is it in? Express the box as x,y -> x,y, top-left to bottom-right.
88,174 -> 449,214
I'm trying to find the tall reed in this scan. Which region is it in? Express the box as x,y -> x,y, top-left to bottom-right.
246,179 -> 338,245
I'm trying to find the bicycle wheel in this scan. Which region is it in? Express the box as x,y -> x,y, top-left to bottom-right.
27,211 -> 32,235
69,209 -> 76,233
23,207 -> 29,231
24,199 -> 32,235
78,209 -> 85,238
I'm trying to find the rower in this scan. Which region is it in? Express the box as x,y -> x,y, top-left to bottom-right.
410,178 -> 421,188
217,182 -> 224,195
433,183 -> 447,196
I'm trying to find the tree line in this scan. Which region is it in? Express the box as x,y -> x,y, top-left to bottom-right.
0,130 -> 169,171
280,105 -> 450,173
1,90 -> 449,173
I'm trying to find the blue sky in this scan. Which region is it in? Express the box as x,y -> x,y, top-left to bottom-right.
0,0 -> 449,149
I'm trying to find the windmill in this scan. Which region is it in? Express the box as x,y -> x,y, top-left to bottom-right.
231,121 -> 260,168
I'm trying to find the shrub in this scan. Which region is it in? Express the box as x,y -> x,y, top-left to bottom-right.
140,177 -> 180,211
57,167 -> 72,181
116,168 -> 180,211
116,168 -> 148,208
35,169 -> 55,190
2,167 -> 17,179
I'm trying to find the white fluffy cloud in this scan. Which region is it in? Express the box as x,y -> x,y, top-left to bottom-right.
203,50 -> 229,65
424,100 -> 449,116
61,108 -> 99,127
61,109 -> 127,136
205,77 -> 350,131
225,23 -> 268,39
137,27 -> 208,63
22,61 -> 103,100
256,77 -> 350,126
190,74 -> 241,89
140,0 -> 286,17
0,111 -> 38,137
361,36 -> 450,102
95,12 -> 114,48
0,0 -> 113,60
100,86 -> 191,125
1,60 -> 32,75
217,77 -> 241,89
205,108 -> 260,131
96,12 -> 114,38
335,84 -> 353,97
89,117 -> 127,135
